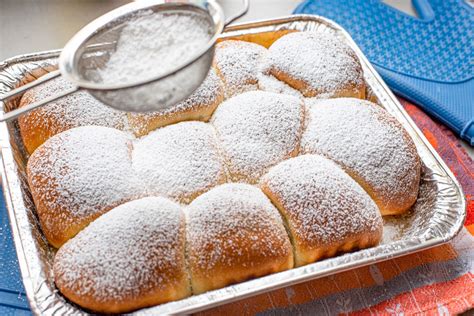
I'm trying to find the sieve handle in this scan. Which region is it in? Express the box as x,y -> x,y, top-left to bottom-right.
0,69 -> 61,102
224,0 -> 249,26
0,86 -> 79,122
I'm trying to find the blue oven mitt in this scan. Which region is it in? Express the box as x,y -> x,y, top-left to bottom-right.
294,0 -> 474,145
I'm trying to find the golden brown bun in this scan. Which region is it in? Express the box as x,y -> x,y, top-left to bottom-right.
213,40 -> 267,97
54,197 -> 190,313
301,98 -> 421,215
19,76 -> 128,154
128,68 -> 224,137
260,155 -> 383,267
211,91 -> 304,184
132,121 -> 228,204
27,126 -> 140,248
186,183 -> 293,294
263,31 -> 366,99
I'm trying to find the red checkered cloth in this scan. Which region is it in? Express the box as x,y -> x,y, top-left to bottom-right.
200,98 -> 474,316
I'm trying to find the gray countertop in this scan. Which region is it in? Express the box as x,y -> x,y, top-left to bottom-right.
0,0 -> 414,61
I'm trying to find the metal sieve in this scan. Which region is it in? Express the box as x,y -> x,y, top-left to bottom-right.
0,0 -> 249,121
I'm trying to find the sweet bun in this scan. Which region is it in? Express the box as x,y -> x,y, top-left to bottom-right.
54,197 -> 190,313
213,40 -> 267,97
211,91 -> 304,183
186,183 -> 293,294
27,126 -> 139,248
260,155 -> 383,267
132,121 -> 228,204
19,76 -> 128,154
128,68 -> 224,137
263,31 -> 365,99
301,98 -> 421,215
258,73 -> 303,98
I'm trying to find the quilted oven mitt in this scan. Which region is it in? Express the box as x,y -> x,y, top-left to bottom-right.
294,0 -> 474,145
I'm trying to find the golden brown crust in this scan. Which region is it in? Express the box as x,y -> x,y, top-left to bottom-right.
186,184 -> 293,294
54,197 -> 190,313
210,91 -> 305,184
128,68 -> 224,137
19,76 -> 128,155
301,98 -> 421,216
213,40 -> 267,97
260,155 -> 383,267
19,98 -> 58,155
27,126 -> 139,248
270,68 -> 366,99
264,31 -> 366,99
132,121 -> 229,204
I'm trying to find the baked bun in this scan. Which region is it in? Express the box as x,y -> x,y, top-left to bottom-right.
186,183 -> 293,294
54,197 -> 190,313
128,68 -> 224,137
19,76 -> 128,154
211,91 -> 304,183
258,73 -> 303,98
27,126 -> 139,248
132,121 -> 228,204
263,31 -> 365,99
260,155 -> 383,267
301,98 -> 421,215
213,40 -> 267,97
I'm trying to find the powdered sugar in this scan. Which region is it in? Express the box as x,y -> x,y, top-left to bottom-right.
211,91 -> 304,183
261,155 -> 382,250
97,10 -> 212,86
19,76 -> 128,151
132,121 -> 228,204
128,68 -> 224,136
257,73 -> 303,98
54,197 -> 187,303
301,98 -> 420,212
185,183 -> 291,275
214,40 -> 267,97
263,31 -> 365,98
94,10 -> 213,112
27,126 -> 140,243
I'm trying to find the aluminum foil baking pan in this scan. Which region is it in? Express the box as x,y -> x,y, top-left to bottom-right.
0,15 -> 466,315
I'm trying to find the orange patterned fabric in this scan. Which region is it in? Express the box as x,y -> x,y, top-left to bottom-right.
200,99 -> 474,315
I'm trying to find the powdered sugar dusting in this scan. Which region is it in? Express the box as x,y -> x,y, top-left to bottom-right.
261,155 -> 382,247
92,10 -> 213,112
214,40 -> 267,97
301,98 -> 420,211
19,76 -> 128,149
264,31 -> 364,98
128,68 -> 224,136
132,121 -> 228,204
211,91 -> 304,183
186,183 -> 291,275
54,197 -> 187,303
97,10 -> 212,86
257,73 -> 303,98
27,126 -> 140,237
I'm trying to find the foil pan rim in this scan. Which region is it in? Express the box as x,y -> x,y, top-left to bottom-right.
0,14 -> 466,315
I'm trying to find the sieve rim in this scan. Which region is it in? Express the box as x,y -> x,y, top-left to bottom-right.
58,0 -> 224,91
